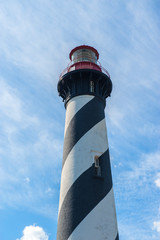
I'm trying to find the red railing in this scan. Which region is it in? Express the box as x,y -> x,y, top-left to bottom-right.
59,61 -> 110,80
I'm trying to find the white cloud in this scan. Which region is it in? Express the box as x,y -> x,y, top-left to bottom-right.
17,225 -> 48,240
138,124 -> 160,138
155,178 -> 160,188
153,221 -> 160,233
106,105 -> 125,130
0,77 -> 62,216
0,77 -> 39,126
115,150 -> 160,233
154,174 -> 160,188
122,151 -> 160,183
0,0 -> 71,82
119,221 -> 155,240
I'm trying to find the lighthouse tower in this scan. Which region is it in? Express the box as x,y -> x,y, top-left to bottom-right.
57,45 -> 119,240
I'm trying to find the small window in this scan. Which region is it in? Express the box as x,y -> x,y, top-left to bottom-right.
94,156 -> 101,177
95,156 -> 100,167
90,81 -> 94,92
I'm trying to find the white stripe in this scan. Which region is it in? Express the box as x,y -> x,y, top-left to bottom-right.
64,95 -> 94,135
68,188 -> 118,240
58,118 -> 108,213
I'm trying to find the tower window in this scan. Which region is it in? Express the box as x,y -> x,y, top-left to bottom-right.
90,81 -> 94,92
94,156 -> 101,177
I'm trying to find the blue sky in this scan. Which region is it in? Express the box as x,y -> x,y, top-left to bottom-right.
0,0 -> 160,239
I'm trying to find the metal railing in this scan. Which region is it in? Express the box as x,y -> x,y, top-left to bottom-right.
97,61 -> 110,78
59,61 -> 110,80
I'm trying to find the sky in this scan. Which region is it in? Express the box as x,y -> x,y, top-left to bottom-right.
0,0 -> 160,239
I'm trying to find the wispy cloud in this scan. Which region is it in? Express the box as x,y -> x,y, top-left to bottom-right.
113,150 -> 160,239
126,151 -> 160,180
153,221 -> 160,233
0,0 -> 70,82
0,77 -> 62,219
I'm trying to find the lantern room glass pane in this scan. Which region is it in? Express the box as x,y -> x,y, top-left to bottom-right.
71,49 -> 97,64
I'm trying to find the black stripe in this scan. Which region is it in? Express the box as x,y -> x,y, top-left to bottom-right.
63,97 -> 105,167
57,149 -> 113,240
115,233 -> 119,240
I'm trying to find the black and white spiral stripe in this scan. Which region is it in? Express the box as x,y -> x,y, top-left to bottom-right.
57,95 -> 118,240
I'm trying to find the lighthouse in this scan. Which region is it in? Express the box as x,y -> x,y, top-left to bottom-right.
57,45 -> 119,240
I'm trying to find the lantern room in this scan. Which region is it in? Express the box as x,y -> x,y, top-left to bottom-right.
69,45 -> 99,64
68,45 -> 101,72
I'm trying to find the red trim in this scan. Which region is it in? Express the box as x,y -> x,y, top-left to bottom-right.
68,62 -> 101,72
69,45 -> 99,60
59,61 -> 110,80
